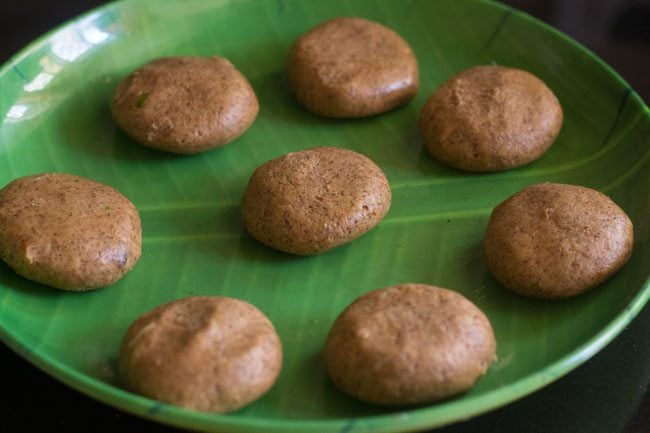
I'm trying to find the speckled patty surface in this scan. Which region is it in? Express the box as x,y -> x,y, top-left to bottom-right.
484,183 -> 634,299
241,147 -> 391,255
110,56 -> 258,154
419,65 -> 563,172
324,284 -> 496,405
0,173 -> 141,291
119,296 -> 282,413
287,17 -> 419,117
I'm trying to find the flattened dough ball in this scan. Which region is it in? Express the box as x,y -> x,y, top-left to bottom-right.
0,173 -> 141,291
241,147 -> 391,255
110,56 -> 258,154
419,65 -> 563,171
484,183 -> 634,299
287,17 -> 419,117
324,284 -> 496,405
119,296 -> 283,413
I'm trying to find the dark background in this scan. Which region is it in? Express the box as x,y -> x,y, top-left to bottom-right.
1,1 -> 649,432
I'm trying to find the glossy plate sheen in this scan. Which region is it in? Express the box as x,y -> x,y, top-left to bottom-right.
1,0 -> 649,432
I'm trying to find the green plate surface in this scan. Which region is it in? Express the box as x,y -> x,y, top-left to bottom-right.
1,0 -> 649,432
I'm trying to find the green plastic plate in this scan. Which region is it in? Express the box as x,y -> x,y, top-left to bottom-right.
1,0 -> 649,432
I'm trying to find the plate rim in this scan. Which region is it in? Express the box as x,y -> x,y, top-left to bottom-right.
1,0 -> 649,432
3,279 -> 650,433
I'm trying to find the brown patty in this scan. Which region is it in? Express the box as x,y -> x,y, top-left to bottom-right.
287,17 -> 419,117
111,56 -> 258,154
119,296 -> 282,413
324,283 -> 496,405
0,173 -> 141,291
484,182 -> 634,299
419,65 -> 563,171
241,147 -> 391,255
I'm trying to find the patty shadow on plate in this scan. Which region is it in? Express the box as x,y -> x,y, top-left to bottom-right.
457,241 -> 570,339
0,259 -> 61,298
249,69 -> 333,127
173,202 -> 303,265
235,229 -> 313,265
283,350 -> 491,420
230,37 -> 351,130
276,349 -> 388,419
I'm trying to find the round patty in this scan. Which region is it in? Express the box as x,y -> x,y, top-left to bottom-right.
111,56 -> 258,154
419,65 -> 563,171
241,147 -> 391,255
484,182 -> 634,299
0,173 -> 141,291
119,296 -> 283,413
287,17 -> 419,117
324,283 -> 496,405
